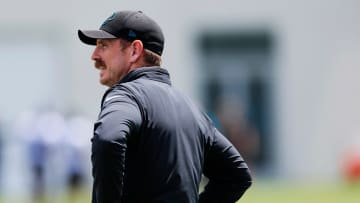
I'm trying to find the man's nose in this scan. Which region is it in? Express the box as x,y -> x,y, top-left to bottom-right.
91,47 -> 100,61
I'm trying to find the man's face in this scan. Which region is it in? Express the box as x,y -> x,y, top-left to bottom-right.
91,39 -> 131,87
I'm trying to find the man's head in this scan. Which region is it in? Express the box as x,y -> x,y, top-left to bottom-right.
78,11 -> 164,87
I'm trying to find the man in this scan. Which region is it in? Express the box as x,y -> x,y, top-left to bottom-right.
78,10 -> 252,203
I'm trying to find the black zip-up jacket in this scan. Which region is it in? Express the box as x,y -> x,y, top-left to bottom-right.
91,66 -> 252,203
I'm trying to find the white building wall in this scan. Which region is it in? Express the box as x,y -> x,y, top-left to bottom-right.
1,0 -> 360,183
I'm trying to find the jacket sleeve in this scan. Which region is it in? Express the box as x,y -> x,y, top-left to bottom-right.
91,92 -> 142,203
199,128 -> 252,203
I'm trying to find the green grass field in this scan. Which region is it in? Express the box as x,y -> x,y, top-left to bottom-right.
1,181 -> 359,203
240,181 -> 360,203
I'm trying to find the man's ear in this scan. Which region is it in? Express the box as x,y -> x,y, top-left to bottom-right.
129,40 -> 144,63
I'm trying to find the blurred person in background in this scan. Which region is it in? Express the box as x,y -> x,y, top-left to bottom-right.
18,109 -> 68,203
64,114 -> 92,203
215,99 -> 260,172
28,131 -> 47,203
36,110 -> 68,202
0,118 -> 3,191
14,110 -> 47,203
78,10 -> 252,203
342,130 -> 360,184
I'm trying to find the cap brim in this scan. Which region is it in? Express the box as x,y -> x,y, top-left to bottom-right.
78,29 -> 117,45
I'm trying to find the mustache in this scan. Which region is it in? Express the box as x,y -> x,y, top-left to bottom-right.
94,60 -> 105,69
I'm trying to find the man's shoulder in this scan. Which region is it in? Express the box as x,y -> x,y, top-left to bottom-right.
101,83 -> 140,107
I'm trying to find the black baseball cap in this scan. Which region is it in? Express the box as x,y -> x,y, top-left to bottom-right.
78,10 -> 164,56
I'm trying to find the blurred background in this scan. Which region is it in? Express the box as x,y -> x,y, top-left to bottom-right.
1,0 -> 360,202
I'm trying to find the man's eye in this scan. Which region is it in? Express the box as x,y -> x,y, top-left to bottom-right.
97,42 -> 108,48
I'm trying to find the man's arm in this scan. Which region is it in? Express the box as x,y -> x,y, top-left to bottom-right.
91,93 -> 142,203
199,128 -> 252,203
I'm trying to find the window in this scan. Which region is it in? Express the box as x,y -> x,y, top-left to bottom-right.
198,31 -> 274,170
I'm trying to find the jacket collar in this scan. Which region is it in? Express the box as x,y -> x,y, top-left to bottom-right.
101,66 -> 171,108
118,66 -> 171,85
